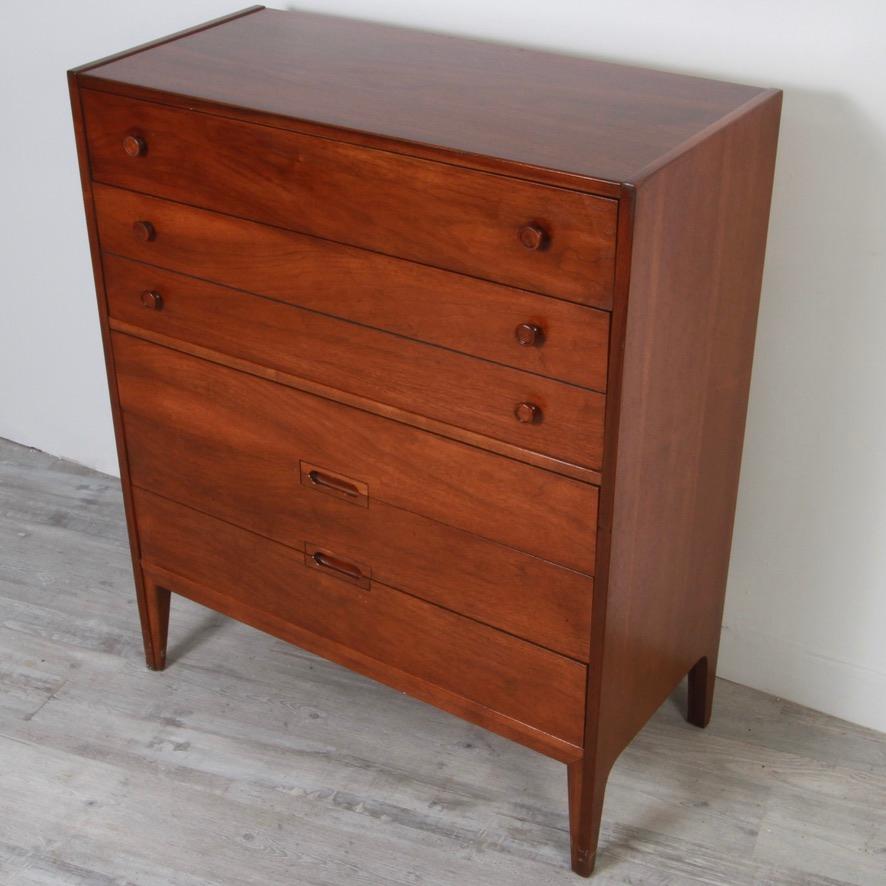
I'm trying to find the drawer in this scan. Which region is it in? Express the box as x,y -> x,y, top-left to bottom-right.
105,255 -> 604,469
124,412 -> 593,660
133,488 -> 587,747
94,185 -> 610,391
112,333 -> 599,575
83,90 -> 617,305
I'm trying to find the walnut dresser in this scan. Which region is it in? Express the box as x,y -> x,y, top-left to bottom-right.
68,7 -> 780,876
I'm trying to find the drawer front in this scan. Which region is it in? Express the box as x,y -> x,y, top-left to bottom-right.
94,185 -> 610,391
112,333 -> 598,575
106,256 -> 604,469
134,489 -> 587,746
124,412 -> 593,660
83,90 -> 617,305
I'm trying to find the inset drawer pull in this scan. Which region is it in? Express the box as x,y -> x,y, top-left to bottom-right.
140,290 -> 163,310
299,461 -> 369,507
518,223 -> 548,251
314,551 -> 361,579
123,134 -> 147,157
514,402 -> 542,424
308,469 -> 360,497
132,220 -> 156,242
515,322 -> 544,347
305,543 -> 371,590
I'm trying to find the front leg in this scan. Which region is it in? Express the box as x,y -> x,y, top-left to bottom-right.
137,576 -> 170,671
567,758 -> 609,876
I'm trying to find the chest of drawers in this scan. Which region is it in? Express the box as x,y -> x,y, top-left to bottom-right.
69,7 -> 780,876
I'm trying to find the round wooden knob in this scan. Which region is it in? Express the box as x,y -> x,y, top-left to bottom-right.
132,220 -> 156,242
140,290 -> 163,310
123,135 -> 147,157
518,224 -> 548,250
514,402 -> 541,424
515,322 -> 544,347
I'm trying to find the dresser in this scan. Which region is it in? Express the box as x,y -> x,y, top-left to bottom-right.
68,7 -> 780,876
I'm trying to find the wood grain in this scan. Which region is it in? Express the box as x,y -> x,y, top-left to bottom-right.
111,333 -> 599,575
68,13 -> 783,876
569,90 -> 783,875
76,6 -> 768,186
2,438 -> 882,886
134,488 -> 587,749
108,317 -> 601,485
67,73 -> 163,673
103,255 -> 606,468
83,90 -> 617,304
93,184 -> 610,389
123,412 -> 593,661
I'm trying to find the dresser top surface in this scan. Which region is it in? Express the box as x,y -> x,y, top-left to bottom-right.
78,6 -> 773,185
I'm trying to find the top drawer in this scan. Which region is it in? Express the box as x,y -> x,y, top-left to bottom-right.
82,90 -> 617,306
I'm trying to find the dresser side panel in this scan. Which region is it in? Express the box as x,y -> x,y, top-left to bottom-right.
596,91 -> 782,770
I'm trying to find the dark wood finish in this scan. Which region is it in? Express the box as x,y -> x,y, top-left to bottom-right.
111,333 -> 598,576
569,92 -> 782,876
76,7 -> 766,186
515,322 -> 544,348
142,578 -> 170,671
83,91 -> 617,304
139,289 -> 162,310
69,5 -> 264,77
68,73 -> 162,676
687,655 -> 716,728
134,488 -> 587,750
122,134 -> 147,157
514,402 -> 541,424
518,223 -> 548,251
131,220 -> 155,242
122,411 -> 593,660
94,185 -> 611,389
109,316 -> 601,486
70,11 -> 780,877
102,255 -> 605,468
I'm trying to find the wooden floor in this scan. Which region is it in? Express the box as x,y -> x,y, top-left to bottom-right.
0,437 -> 884,885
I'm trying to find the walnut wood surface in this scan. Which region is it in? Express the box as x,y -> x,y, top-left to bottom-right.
83,90 -> 617,303
77,6 -> 768,185
109,318 -> 601,485
103,255 -> 605,468
94,184 -> 610,388
122,411 -> 593,661
68,11 -> 781,877
111,333 -> 599,575
134,488 -> 587,748
569,91 -> 782,876
67,73 -> 166,673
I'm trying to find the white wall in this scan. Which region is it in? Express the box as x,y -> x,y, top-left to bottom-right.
2,1 -> 885,733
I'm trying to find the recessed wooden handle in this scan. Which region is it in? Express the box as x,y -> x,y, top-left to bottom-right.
132,220 -> 156,242
515,322 -> 544,347
140,290 -> 163,310
313,551 -> 363,579
123,134 -> 147,157
518,224 -> 548,250
514,402 -> 542,424
305,543 -> 371,590
299,461 -> 369,507
307,469 -> 360,497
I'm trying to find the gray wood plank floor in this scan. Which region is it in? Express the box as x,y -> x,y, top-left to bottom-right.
0,435 -> 884,886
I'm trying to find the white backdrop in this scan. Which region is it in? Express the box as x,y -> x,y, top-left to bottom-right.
2,1 -> 884,732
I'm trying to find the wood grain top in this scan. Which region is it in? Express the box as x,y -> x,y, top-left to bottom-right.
77,6 -> 773,184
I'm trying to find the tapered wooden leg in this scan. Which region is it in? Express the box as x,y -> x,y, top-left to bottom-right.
567,759 -> 608,877
138,578 -> 171,671
687,654 -> 716,728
